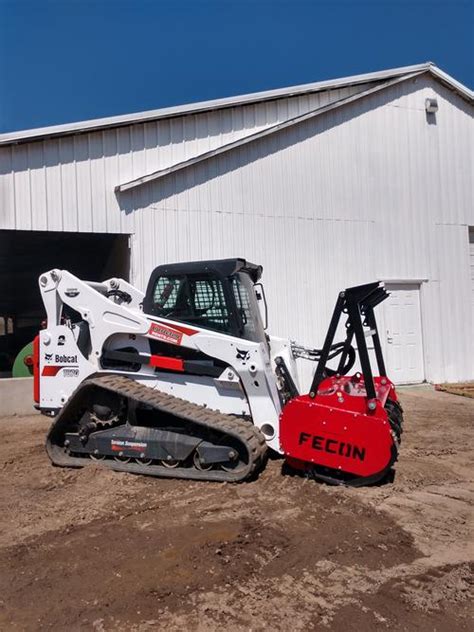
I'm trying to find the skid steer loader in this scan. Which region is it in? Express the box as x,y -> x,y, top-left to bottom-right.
35,258 -> 403,486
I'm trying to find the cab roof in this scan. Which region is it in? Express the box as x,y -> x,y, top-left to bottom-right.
149,258 -> 263,284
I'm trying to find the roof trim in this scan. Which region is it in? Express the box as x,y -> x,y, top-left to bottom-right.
116,71 -> 424,193
1,62 -> 471,146
428,65 -> 474,102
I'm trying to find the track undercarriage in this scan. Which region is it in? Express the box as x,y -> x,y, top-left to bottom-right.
46,375 -> 268,482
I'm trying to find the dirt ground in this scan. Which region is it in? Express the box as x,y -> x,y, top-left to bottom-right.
0,387 -> 472,631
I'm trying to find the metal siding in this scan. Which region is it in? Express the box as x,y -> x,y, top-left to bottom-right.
0,84 -> 368,234
28,142 -> 47,230
89,132 -> 107,233
470,229 -> 474,308
43,139 -> 62,231
117,127 -> 134,236
60,138 -> 78,231
133,75 -> 473,384
103,129 -> 120,234
433,224 -> 473,381
0,147 -> 15,228
0,75 -> 472,383
12,144 -> 31,229
74,135 -> 93,232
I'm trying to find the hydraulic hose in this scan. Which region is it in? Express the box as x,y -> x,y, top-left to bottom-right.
291,341 -> 357,376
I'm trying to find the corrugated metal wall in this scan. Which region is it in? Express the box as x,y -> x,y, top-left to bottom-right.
129,74 -> 473,384
0,84 -> 370,233
470,228 -> 474,309
0,73 -> 472,384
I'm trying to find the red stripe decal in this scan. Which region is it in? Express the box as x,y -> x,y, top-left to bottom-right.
42,365 -> 65,377
149,355 -> 184,372
111,444 -> 143,452
33,336 -> 40,402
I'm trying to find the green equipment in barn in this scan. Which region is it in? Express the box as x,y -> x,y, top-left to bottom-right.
12,342 -> 34,378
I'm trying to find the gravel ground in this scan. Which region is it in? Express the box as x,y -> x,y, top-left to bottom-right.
0,386 -> 472,631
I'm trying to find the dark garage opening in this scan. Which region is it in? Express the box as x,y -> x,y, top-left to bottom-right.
0,230 -> 130,377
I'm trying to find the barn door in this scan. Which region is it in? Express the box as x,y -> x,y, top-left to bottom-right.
383,283 -> 424,384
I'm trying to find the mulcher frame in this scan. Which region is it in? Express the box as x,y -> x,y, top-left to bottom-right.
309,282 -> 389,399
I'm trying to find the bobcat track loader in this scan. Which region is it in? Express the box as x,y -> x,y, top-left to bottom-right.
35,258 -> 403,486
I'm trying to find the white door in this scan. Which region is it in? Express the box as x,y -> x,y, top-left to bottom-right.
383,283 -> 424,384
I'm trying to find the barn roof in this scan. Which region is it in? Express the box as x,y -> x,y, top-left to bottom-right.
0,62 -> 471,148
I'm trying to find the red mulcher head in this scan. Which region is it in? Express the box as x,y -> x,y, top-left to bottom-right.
280,282 -> 403,486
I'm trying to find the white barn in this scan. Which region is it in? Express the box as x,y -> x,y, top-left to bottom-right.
0,62 -> 473,388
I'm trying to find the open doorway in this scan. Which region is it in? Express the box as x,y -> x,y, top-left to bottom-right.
0,230 -> 130,377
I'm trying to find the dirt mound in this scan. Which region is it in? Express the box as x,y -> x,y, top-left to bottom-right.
400,563 -> 473,612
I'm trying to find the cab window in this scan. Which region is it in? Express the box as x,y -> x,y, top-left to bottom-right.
151,274 -> 232,334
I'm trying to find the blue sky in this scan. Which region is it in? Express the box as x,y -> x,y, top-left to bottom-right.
0,0 -> 472,132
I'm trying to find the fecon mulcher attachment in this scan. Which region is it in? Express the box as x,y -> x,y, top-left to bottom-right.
35,259 -> 403,486
280,283 -> 402,486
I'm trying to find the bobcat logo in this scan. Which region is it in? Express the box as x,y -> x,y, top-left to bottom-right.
236,349 -> 251,361
45,353 -> 53,361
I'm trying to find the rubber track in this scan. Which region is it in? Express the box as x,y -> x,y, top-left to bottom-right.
46,374 -> 268,483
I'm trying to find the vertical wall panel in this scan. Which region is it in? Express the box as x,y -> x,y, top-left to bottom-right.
43,140 -> 63,231
117,127 -> 133,234
103,129 -> 120,233
0,147 -> 15,228
12,145 -> 31,229
74,135 -> 93,232
28,143 -> 47,230
89,133 -> 107,232
143,122 -> 159,176
59,138 -> 78,231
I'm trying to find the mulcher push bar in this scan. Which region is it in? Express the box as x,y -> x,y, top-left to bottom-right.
309,282 -> 389,400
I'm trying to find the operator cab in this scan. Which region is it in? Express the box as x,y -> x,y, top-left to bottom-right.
143,258 -> 267,343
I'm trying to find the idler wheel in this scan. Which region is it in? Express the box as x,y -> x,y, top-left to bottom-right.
193,450 -> 213,471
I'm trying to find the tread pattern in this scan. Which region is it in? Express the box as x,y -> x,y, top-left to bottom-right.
46,374 -> 267,483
